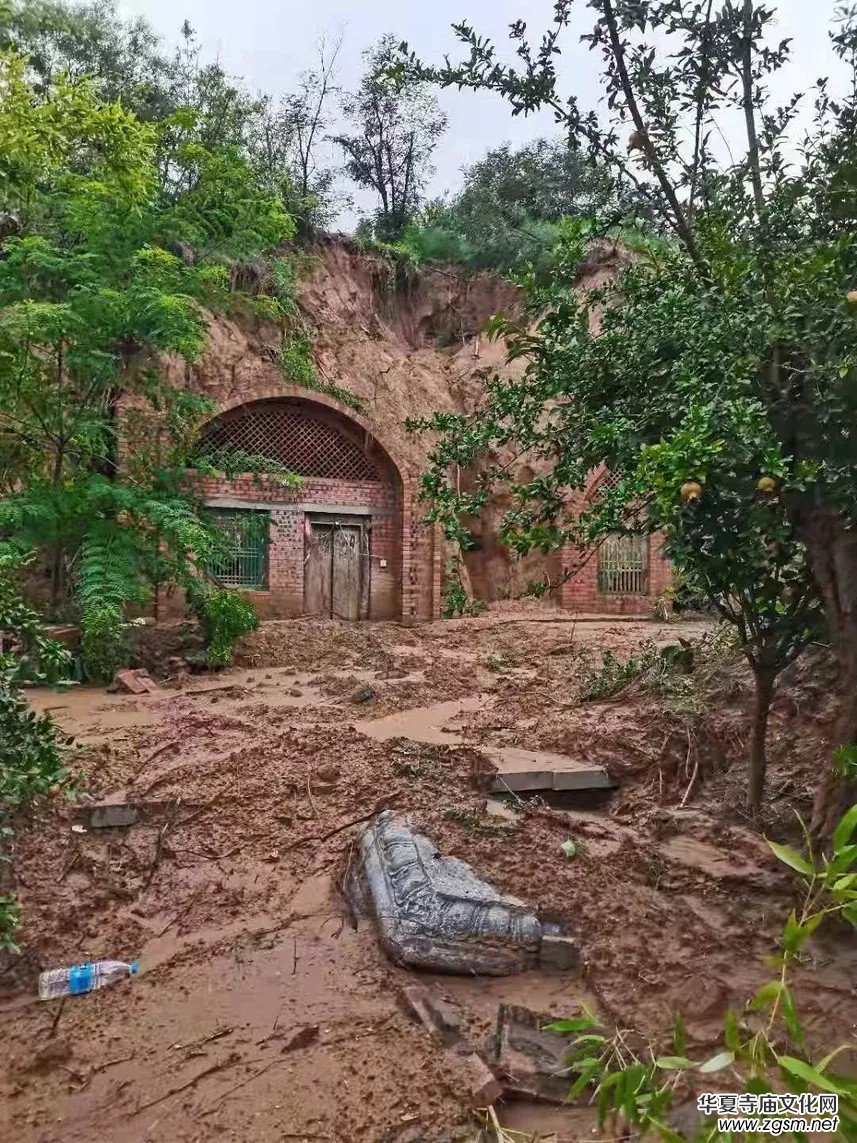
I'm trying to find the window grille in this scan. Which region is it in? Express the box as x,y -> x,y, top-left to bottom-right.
205,509 -> 270,590
597,533 -> 649,595
197,401 -> 381,482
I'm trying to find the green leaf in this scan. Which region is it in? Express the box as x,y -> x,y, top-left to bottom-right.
766,839 -> 814,876
779,986 -> 803,1044
646,1118 -> 686,1143
724,1009 -> 741,1052
833,803 -> 857,853
699,1050 -> 735,1074
750,981 -> 783,1011
782,909 -> 809,954
672,1014 -> 686,1056
561,838 -> 578,859
544,1017 -> 597,1033
778,1056 -> 845,1094
654,1056 -> 696,1070
828,844 -> 857,876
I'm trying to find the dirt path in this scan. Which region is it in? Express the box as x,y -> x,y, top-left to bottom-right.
1,611 -> 853,1141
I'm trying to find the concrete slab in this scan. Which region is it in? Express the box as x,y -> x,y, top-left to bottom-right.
488,767 -> 613,795
483,746 -> 615,795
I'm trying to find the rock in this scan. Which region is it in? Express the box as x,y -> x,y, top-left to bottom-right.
399,984 -> 462,1046
347,811 -> 542,975
84,803 -> 140,829
491,1004 -> 572,1104
444,1050 -> 503,1107
539,934 -> 580,973
107,669 -> 158,695
352,685 -> 376,703
317,764 -> 341,783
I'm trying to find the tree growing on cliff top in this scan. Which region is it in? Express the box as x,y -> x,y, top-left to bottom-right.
332,34 -> 447,241
397,0 -> 857,824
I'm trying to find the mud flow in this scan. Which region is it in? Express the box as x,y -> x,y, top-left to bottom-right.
2,610 -> 853,1142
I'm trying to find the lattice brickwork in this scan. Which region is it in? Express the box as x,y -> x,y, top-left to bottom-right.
197,403 -> 381,482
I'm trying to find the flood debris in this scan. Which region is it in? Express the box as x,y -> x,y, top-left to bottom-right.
107,668 -> 159,695
73,798 -> 193,830
399,983 -> 463,1046
444,1049 -> 504,1107
538,933 -> 580,973
347,811 -> 542,975
491,1004 -> 572,1104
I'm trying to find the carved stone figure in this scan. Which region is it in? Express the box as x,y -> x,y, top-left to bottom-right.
348,810 -> 543,975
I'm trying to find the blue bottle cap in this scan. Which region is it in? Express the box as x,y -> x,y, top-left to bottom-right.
130,961 -> 139,975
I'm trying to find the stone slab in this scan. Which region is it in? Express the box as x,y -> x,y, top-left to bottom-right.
444,1050 -> 504,1106
492,1003 -> 573,1104
488,767 -> 613,794
399,984 -> 463,1046
539,934 -> 580,973
350,811 -> 542,975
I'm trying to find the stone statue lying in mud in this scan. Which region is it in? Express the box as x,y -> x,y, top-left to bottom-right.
346,811 -> 576,975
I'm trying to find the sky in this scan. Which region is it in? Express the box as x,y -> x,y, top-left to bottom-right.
116,0 -> 845,229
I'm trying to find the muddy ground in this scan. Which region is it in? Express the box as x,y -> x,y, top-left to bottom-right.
1,608 -> 853,1142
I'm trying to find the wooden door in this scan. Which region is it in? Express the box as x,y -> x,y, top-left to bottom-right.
331,524 -> 362,620
305,522 -> 333,616
304,519 -> 366,619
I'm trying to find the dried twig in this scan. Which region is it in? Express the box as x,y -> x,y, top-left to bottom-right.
143,799 -> 180,892
283,802 -> 391,853
48,997 -> 66,1039
170,1026 -> 235,1053
133,1051 -> 240,1114
57,847 -> 81,882
680,729 -> 700,807
132,738 -> 180,784
199,1057 -> 283,1113
156,890 -> 201,937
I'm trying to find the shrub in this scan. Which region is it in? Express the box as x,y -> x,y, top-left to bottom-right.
187,583 -> 259,667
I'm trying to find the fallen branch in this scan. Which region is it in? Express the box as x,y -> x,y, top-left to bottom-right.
143,799 -> 181,892
170,1025 -> 235,1053
283,802 -> 391,853
680,728 -> 700,807
156,890 -> 202,937
133,1051 -> 241,1114
131,738 -> 180,786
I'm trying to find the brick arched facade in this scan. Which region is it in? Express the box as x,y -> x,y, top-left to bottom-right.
187,387 -> 440,622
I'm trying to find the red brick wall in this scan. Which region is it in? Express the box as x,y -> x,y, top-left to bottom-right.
185,473 -> 403,620
558,532 -> 672,615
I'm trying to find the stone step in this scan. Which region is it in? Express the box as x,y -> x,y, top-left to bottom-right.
484,747 -> 615,795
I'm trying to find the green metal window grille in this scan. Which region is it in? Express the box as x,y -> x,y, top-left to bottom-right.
597,533 -> 649,595
205,509 -> 270,590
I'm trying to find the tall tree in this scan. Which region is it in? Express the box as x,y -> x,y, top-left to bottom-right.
0,48 -> 294,675
399,1 -> 857,821
332,34 -> 447,241
250,32 -> 343,228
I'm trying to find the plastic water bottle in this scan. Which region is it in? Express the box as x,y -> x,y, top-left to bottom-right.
38,960 -> 139,1000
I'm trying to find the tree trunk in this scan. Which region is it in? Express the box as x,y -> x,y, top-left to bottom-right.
748,663 -> 776,815
796,506 -> 857,835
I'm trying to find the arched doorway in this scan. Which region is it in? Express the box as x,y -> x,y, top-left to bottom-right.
193,396 -> 404,620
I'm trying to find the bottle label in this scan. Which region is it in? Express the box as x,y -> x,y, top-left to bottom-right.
68,964 -> 95,995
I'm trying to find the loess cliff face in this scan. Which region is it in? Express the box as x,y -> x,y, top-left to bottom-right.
178,235 -> 623,603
